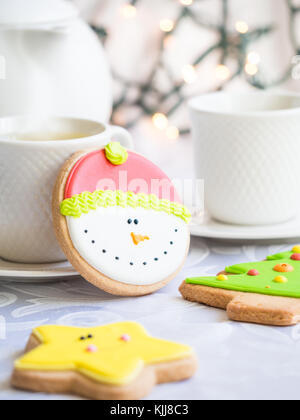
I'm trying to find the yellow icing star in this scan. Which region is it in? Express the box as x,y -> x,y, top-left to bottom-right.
15,322 -> 193,386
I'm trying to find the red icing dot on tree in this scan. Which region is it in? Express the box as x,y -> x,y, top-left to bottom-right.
247,269 -> 260,276
291,253 -> 300,261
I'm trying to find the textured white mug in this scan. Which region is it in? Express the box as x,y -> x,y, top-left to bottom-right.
0,116 -> 133,263
189,92 -> 300,226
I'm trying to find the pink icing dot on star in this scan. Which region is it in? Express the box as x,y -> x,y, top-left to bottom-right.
247,269 -> 260,276
86,345 -> 98,353
291,253 -> 300,261
120,334 -> 131,342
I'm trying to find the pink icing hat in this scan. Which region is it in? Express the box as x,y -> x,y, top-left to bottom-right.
65,142 -> 181,203
61,142 -> 191,223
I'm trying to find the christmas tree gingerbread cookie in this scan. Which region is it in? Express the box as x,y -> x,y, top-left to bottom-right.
11,322 -> 197,400
180,247 -> 300,326
52,142 -> 191,296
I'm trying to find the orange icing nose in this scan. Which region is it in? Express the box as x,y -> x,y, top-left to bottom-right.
131,232 -> 150,245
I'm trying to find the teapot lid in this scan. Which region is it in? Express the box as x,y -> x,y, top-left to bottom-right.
0,0 -> 79,27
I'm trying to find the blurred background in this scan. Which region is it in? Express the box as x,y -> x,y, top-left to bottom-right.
71,0 -> 300,179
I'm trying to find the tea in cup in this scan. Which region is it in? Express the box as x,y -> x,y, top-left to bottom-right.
0,116 -> 133,263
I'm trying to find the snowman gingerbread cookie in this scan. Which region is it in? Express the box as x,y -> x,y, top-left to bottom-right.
53,142 -> 191,296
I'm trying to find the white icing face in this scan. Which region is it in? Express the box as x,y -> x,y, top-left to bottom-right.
67,207 -> 189,285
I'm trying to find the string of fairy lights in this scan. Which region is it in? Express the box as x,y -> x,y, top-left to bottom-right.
92,0 -> 300,140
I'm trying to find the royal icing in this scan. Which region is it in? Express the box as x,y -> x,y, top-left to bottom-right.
64,148 -> 181,202
247,269 -> 259,276
216,274 -> 228,281
185,248 -> 300,299
61,190 -> 190,223
104,142 -> 128,166
67,207 -> 189,285
61,143 -> 190,286
15,322 -> 192,386
273,263 -> 294,273
273,276 -> 288,284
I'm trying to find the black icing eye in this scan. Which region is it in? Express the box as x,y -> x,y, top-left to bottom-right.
80,336 -> 85,341
170,241 -> 174,245
92,240 -> 95,244
115,257 -> 119,260
102,249 -> 106,253
134,219 -> 139,225
130,262 -> 134,266
175,229 -> 178,232
154,258 -> 159,261
84,230 -> 88,234
127,219 -> 132,224
164,251 -> 168,255
143,262 -> 147,265
87,334 -> 93,339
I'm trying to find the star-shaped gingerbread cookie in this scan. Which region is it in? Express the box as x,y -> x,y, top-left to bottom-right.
12,322 -> 197,400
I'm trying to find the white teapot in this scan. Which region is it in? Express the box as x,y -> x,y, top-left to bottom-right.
0,0 -> 112,121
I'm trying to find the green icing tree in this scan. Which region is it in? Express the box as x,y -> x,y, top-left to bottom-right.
186,248 -> 300,299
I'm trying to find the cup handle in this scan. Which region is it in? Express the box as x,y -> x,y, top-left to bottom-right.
106,125 -> 134,150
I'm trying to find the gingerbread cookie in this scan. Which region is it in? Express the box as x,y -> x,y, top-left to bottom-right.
11,322 -> 197,400
52,142 -> 191,296
180,246 -> 300,326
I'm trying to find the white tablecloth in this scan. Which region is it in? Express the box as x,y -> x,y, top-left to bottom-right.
1,238 -> 299,400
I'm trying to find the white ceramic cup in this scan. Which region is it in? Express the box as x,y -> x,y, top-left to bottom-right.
0,116 -> 133,263
189,92 -> 300,226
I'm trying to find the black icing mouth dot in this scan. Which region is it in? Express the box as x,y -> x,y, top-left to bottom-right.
87,232 -> 175,268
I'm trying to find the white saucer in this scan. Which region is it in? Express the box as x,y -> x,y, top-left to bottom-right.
0,258 -> 79,283
190,212 -> 300,241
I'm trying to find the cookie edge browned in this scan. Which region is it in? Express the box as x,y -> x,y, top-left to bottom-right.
52,149 -> 190,297
12,333 -> 197,400
179,280 -> 300,326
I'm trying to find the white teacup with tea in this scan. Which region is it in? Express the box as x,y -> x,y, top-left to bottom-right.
0,116 -> 133,263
